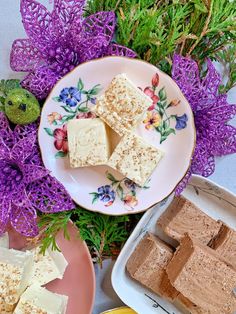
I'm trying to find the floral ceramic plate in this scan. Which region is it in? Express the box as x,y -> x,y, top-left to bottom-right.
9,222 -> 95,314
38,56 -> 195,215
111,175 -> 236,313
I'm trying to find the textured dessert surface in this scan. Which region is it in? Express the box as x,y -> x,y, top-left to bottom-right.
157,196 -> 222,245
93,73 -> 152,135
126,233 -> 178,300
166,235 -> 236,313
13,284 -> 68,314
30,246 -> 68,286
67,118 -> 110,167
209,223 -> 236,271
0,248 -> 33,305
108,132 -> 163,186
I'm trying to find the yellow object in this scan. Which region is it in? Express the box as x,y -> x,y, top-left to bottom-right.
100,306 -> 137,314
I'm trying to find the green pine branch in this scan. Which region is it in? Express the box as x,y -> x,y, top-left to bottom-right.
38,208 -> 142,265
86,0 -> 236,86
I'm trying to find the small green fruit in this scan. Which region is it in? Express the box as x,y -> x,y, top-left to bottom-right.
5,88 -> 40,125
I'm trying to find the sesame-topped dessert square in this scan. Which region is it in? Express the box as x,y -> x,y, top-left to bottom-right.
67,118 -> 111,168
0,248 -> 33,305
92,73 -> 152,135
13,284 -> 68,314
107,132 -> 163,187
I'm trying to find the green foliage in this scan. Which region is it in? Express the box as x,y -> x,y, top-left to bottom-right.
86,0 -> 236,83
39,207 -> 141,264
215,44 -> 236,93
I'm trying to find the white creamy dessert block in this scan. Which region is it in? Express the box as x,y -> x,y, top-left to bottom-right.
30,245 -> 68,286
0,248 -> 33,305
92,73 -> 152,135
67,118 -> 111,167
13,284 -> 68,314
0,232 -> 9,248
108,132 -> 164,186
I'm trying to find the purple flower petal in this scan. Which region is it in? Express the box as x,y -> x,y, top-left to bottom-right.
0,113 -> 15,148
23,164 -> 49,185
21,66 -> 59,99
82,11 -> 116,44
10,39 -> 43,72
27,174 -> 74,213
103,43 -> 137,58
53,0 -> 85,30
0,198 -> 11,235
172,54 -> 236,194
77,36 -> 107,63
11,202 -> 38,237
0,138 -> 10,159
11,133 -> 36,161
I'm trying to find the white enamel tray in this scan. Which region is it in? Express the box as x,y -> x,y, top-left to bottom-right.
112,175 -> 236,314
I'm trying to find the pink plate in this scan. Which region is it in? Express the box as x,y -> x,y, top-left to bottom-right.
8,222 -> 95,314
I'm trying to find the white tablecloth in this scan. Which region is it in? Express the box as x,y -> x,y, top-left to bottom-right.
1,1 -> 236,313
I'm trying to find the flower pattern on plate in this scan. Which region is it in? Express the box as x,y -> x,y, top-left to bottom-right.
90,172 -> 149,209
142,73 -> 188,143
44,78 -> 101,158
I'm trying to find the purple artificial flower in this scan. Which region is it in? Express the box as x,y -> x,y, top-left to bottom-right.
175,114 -> 188,130
97,185 -> 116,203
0,113 -> 74,237
172,54 -> 236,194
10,0 -> 136,100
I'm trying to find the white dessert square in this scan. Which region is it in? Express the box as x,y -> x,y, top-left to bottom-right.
30,246 -> 68,286
0,248 -> 33,305
13,284 -> 68,314
67,118 -> 110,167
108,132 -> 163,186
0,233 -> 9,248
92,74 -> 152,135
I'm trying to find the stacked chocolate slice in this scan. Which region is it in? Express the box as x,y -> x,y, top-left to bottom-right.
127,196 -> 236,314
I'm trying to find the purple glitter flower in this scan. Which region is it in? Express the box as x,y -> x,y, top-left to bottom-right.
0,113 -> 74,237
172,54 -> 236,194
10,0 -> 136,100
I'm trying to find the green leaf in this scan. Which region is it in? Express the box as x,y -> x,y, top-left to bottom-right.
60,115 -> 75,123
77,78 -> 84,91
117,185 -> 124,200
88,84 -> 102,95
164,128 -> 176,136
78,107 -> 89,112
0,96 -> 5,106
0,104 -> 5,112
55,151 -> 67,158
44,128 -> 54,136
106,172 -> 119,183
0,79 -> 21,96
158,87 -> 167,101
160,135 -> 168,144
53,96 -> 61,102
61,105 -> 74,113
90,193 -> 99,204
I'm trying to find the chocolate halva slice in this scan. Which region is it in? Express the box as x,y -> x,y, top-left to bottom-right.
166,234 -> 236,313
126,233 -> 178,301
209,222 -> 236,271
157,196 -> 222,245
